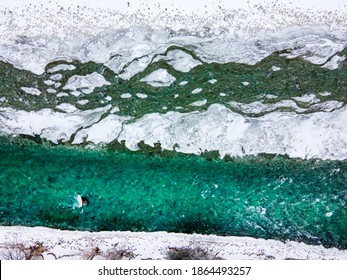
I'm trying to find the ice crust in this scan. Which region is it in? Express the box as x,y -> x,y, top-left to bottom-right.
1,104 -> 346,160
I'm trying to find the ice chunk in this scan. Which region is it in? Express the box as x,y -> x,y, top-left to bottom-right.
140,69 -> 176,87
21,87 -> 41,96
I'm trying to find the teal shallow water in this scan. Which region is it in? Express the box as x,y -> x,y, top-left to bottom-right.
0,137 -> 346,249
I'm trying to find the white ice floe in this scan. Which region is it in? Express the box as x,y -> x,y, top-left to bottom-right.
319,92 -> 332,96
47,88 -> 57,94
271,66 -> 281,71
21,87 -> 41,96
117,104 -> 347,160
63,72 -> 111,95
321,54 -> 345,70
191,88 -> 202,94
47,64 -> 76,73
153,49 -> 202,72
190,99 -> 207,107
0,105 -> 111,144
140,69 -> 176,87
77,99 -> 89,105
0,226 -> 346,260
55,103 -> 78,113
292,94 -> 320,104
72,114 -> 131,145
56,92 -> 69,97
1,103 -> 347,160
44,80 -> 55,86
49,74 -> 63,81
120,93 -> 132,99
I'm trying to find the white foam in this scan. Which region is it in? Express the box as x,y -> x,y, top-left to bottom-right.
56,92 -> 69,97
49,74 -> 63,81
44,80 -> 55,86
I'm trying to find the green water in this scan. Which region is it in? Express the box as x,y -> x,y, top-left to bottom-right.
0,137 -> 346,249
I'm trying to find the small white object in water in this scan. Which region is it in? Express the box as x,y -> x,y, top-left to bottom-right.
21,87 -> 41,96
190,99 -> 207,107
319,92 -> 332,97
47,64 -> 76,73
136,93 -> 148,99
56,92 -> 69,97
56,103 -> 78,113
110,106 -> 120,113
241,81 -> 249,86
179,81 -> 188,86
140,69 -> 176,87
174,94 -> 179,98
325,212 -> 333,217
105,96 -> 112,101
192,88 -> 202,94
47,88 -> 57,94
50,74 -> 63,81
44,80 -> 55,86
219,93 -> 227,97
265,94 -> 278,99
77,99 -> 89,105
208,79 -> 217,84
271,66 -> 281,71
121,93 -> 132,99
